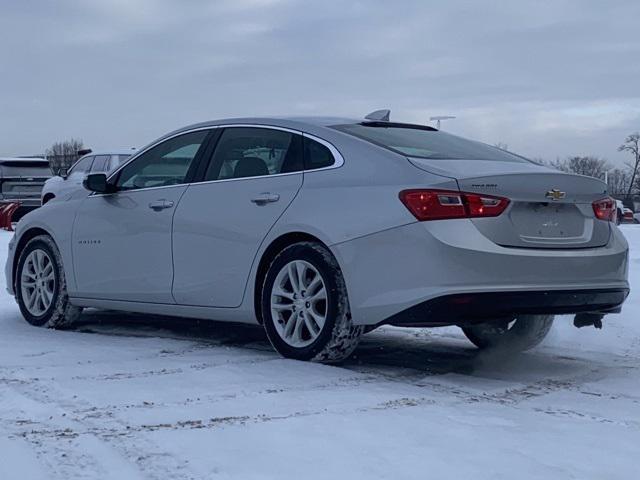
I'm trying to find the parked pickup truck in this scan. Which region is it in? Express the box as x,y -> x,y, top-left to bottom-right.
0,157 -> 52,211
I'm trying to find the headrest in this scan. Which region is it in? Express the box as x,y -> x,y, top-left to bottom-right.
233,156 -> 268,178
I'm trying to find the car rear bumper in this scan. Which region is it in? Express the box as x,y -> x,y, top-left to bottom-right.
385,288 -> 629,327
331,220 -> 629,326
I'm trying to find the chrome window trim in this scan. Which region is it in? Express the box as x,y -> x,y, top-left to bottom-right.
90,123 -> 344,195
91,182 -> 188,197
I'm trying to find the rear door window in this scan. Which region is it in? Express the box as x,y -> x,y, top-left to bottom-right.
204,127 -> 303,181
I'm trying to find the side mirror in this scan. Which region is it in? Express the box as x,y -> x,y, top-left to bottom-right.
83,173 -> 116,194
59,167 -> 68,179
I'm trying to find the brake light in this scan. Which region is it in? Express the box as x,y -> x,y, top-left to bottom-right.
399,189 -> 510,221
592,197 -> 616,222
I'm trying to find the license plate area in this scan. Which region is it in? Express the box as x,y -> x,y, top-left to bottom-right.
510,202 -> 585,241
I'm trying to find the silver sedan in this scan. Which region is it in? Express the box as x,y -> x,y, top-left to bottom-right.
5,112 -> 629,362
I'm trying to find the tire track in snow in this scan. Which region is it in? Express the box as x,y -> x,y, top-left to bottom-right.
3,377 -> 197,480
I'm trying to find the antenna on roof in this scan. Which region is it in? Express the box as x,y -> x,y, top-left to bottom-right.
429,115 -> 456,129
364,109 -> 390,122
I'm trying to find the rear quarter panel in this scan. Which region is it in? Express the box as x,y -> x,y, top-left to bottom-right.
275,130 -> 458,245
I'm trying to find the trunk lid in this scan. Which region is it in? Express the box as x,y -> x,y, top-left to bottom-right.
409,158 -> 610,249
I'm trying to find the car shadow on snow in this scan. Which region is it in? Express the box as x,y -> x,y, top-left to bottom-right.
69,309 -> 584,380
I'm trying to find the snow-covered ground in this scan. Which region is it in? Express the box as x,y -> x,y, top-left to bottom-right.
1,228 -> 639,480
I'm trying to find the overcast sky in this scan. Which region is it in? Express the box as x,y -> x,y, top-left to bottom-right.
1,0 -> 639,165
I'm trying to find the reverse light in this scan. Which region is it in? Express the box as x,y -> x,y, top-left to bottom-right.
592,197 -> 616,222
399,189 -> 510,221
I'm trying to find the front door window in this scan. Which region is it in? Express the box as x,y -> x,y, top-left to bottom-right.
116,130 -> 209,190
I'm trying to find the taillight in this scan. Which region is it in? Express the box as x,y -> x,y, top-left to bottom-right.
399,189 -> 510,221
592,197 -> 616,222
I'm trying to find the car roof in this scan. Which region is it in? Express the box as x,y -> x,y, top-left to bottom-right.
163,116 -> 363,139
80,149 -> 136,157
135,115 -> 439,158
0,157 -> 49,164
197,116 -> 361,128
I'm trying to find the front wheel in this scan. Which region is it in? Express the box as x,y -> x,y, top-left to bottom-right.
462,314 -> 554,352
16,235 -> 82,328
261,242 -> 363,363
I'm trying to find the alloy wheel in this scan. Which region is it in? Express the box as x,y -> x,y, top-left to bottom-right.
270,260 -> 328,348
20,249 -> 56,317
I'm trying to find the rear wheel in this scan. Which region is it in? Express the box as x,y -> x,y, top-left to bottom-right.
462,314 -> 554,352
261,242 -> 363,363
16,235 -> 82,328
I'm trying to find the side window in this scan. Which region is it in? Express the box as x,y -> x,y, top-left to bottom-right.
304,137 -> 335,170
116,130 -> 208,190
205,127 -> 302,181
70,156 -> 94,174
91,155 -> 111,172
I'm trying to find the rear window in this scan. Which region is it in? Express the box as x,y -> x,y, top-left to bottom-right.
91,155 -> 111,172
109,154 -> 131,172
70,156 -> 94,174
333,123 -> 530,163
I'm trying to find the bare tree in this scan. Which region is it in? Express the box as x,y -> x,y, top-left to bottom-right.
546,156 -> 610,180
619,133 -> 640,195
46,138 -> 84,175
607,168 -> 631,196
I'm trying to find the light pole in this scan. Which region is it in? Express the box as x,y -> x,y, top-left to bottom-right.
430,115 -> 456,129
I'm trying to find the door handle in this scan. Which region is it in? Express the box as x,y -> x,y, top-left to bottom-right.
148,199 -> 174,211
250,193 -> 280,205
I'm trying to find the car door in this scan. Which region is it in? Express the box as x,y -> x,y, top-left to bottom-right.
72,129 -> 212,303
172,126 -> 304,307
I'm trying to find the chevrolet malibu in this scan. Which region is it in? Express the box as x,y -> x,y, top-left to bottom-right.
4,112 -> 629,363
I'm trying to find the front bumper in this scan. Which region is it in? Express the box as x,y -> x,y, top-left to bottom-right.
4,233 -> 17,296
332,220 -> 629,326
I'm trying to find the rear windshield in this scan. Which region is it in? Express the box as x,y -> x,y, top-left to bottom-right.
333,123 -> 530,163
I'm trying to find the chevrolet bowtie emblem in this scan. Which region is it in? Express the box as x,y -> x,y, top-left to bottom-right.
545,189 -> 566,201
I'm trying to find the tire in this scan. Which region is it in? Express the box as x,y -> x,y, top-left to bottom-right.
15,235 -> 82,328
462,314 -> 554,352
261,242 -> 363,363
